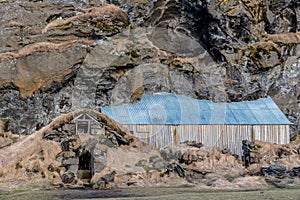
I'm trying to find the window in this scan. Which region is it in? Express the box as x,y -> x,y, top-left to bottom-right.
76,120 -> 90,134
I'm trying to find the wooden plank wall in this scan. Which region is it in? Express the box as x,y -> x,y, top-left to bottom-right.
124,124 -> 290,156
253,125 -> 290,144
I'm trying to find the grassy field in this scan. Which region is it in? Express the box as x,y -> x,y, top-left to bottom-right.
1,187 -> 300,200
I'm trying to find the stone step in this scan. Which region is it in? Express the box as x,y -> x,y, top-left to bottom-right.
81,178 -> 91,185
77,170 -> 91,179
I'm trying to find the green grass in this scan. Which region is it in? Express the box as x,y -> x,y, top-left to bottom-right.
1,187 -> 300,200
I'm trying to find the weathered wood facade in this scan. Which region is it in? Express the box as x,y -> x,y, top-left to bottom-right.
73,113 -> 104,135
102,93 -> 292,156
123,124 -> 290,156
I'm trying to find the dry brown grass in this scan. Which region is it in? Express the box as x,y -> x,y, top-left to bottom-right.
3,20 -> 25,28
42,4 -> 130,34
0,40 -> 94,61
0,111 -> 76,184
0,110 -> 139,186
268,32 -> 300,44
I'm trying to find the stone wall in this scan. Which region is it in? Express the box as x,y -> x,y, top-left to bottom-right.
43,112 -> 129,185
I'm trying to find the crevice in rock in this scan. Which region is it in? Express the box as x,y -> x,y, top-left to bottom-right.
95,64 -> 137,107
46,63 -> 82,94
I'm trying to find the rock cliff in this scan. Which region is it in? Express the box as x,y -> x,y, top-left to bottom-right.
0,0 -> 299,136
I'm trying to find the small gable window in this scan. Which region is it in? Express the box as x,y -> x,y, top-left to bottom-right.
76,120 -> 90,134
73,113 -> 100,135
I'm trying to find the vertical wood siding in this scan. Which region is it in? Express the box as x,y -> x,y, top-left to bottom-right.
253,125 -> 290,144
123,124 -> 290,156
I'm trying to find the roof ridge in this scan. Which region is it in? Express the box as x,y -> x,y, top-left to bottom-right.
101,93 -> 291,125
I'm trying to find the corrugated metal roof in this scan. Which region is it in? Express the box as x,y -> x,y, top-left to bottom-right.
101,93 -> 292,125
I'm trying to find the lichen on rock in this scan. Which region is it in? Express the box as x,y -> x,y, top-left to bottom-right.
42,5 -> 130,38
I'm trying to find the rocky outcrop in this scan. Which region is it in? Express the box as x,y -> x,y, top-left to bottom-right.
264,0 -> 299,34
0,42 -> 89,98
42,5 -> 130,38
0,0 -> 299,136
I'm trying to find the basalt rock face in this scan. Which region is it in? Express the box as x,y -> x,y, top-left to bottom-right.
0,0 -> 299,135
0,2 -> 130,134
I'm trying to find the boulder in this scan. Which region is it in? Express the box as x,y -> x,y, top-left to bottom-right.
179,149 -> 204,165
260,165 -> 300,179
62,171 -> 76,184
62,158 -> 79,166
91,167 -> 116,189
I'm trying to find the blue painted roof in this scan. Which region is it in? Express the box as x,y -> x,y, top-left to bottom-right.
101,93 -> 291,125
